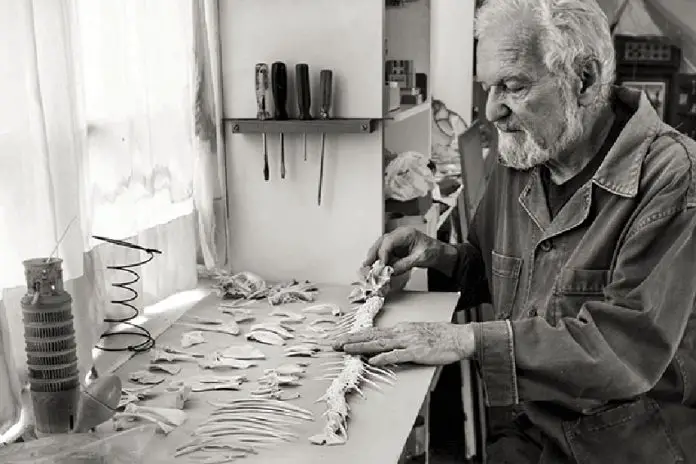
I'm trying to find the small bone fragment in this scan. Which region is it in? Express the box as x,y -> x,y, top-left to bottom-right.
303,303 -> 343,316
161,345 -> 205,357
219,300 -> 255,313
259,371 -> 302,386
278,323 -> 296,334
166,376 -> 246,392
181,330 -> 205,348
234,314 -> 256,323
219,344 -> 266,360
195,422 -> 297,441
309,317 -> 338,329
283,343 -> 321,357
149,363 -> 182,375
181,315 -> 224,325
269,309 -> 305,323
284,349 -> 316,357
249,323 -> 294,339
176,321 -> 240,336
309,431 -> 346,446
113,412 -> 176,435
220,305 -> 255,320
175,436 -> 257,458
199,353 -> 257,370
129,370 -> 165,385
208,398 -> 314,420
113,403 -> 186,434
277,363 -> 307,376
151,348 -> 198,363
192,382 -> 244,392
246,330 -> 285,346
129,404 -> 187,425
169,384 -> 191,409
197,375 -> 248,384
119,385 -> 156,408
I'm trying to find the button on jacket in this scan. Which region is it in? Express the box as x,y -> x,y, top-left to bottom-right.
452,87 -> 696,463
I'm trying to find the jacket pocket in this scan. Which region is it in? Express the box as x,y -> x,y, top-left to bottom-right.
491,251 -> 522,320
556,268 -> 609,296
563,396 -> 686,464
551,268 -> 609,324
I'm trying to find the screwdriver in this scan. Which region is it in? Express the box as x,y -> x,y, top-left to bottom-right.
271,62 -> 288,179
255,63 -> 271,181
317,69 -> 333,206
295,63 -> 312,161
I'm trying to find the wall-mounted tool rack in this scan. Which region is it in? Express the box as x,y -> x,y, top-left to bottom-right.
223,118 -> 379,134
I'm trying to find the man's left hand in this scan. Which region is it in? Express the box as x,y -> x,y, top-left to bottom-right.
332,322 -> 475,366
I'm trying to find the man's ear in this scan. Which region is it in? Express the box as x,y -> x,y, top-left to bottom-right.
576,59 -> 601,106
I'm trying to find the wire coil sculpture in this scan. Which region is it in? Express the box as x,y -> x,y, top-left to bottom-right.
92,235 -> 161,353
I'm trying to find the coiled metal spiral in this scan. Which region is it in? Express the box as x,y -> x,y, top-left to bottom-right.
92,235 -> 160,353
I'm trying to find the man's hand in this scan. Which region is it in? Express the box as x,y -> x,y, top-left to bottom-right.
333,322 -> 475,366
362,227 -> 453,276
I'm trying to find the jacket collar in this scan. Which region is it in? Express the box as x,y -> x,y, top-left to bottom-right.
591,86 -> 663,198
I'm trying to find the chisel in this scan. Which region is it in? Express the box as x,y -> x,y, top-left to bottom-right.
255,63 -> 271,181
317,69 -> 333,206
271,61 -> 288,179
295,63 -> 312,161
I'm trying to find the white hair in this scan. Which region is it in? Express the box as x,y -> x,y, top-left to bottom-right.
475,0 -> 616,103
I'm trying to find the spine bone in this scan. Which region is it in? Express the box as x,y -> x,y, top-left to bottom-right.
309,295 -> 385,445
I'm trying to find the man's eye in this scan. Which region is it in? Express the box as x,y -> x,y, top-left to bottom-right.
504,82 -> 525,92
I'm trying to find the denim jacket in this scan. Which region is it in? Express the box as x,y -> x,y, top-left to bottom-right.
453,87 -> 696,463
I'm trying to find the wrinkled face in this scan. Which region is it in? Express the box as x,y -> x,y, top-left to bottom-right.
476,20 -> 584,170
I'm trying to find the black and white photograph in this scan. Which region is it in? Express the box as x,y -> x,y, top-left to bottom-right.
0,1 -> 695,463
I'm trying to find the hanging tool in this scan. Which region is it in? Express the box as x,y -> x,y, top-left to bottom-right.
255,63 -> 271,181
317,69 -> 333,206
295,63 -> 312,161
271,62 -> 288,179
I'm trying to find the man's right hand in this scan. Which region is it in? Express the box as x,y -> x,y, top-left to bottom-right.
362,226 -> 454,276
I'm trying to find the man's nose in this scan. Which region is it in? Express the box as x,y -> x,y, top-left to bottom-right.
485,88 -> 511,123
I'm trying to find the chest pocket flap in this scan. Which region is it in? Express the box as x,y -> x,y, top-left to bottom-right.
556,268 -> 610,296
491,251 -> 523,319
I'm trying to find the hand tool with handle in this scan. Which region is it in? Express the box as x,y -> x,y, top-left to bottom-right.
295,63 -> 312,161
255,63 -> 271,181
317,69 -> 333,206
271,61 -> 288,179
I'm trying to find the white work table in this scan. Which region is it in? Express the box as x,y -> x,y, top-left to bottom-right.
107,284 -> 459,464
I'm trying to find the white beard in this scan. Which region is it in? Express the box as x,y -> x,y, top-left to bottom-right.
497,88 -> 584,171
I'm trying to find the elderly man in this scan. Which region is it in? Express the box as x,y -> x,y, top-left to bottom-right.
334,0 -> 696,462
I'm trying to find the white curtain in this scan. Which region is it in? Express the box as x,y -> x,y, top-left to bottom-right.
0,0 -> 213,438
0,0 -> 85,291
76,0 -> 197,242
193,0 -> 229,270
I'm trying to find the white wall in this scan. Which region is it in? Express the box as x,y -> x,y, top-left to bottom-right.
220,0 -> 385,285
430,0 -> 476,125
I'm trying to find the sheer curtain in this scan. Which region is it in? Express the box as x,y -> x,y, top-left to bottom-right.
0,0 -> 87,436
0,0 -> 219,437
76,0 -> 196,242
193,0 -> 229,270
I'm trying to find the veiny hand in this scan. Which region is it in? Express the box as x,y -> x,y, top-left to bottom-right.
362,226 -> 446,275
333,322 -> 475,367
